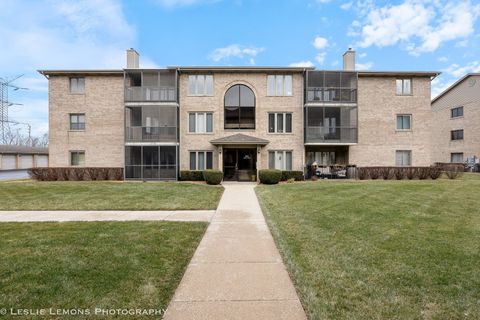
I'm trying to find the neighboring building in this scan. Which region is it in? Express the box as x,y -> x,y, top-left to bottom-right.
39,49 -> 439,181
431,73 -> 480,164
0,145 -> 49,170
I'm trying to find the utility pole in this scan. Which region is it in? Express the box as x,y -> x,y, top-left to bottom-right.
0,75 -> 27,144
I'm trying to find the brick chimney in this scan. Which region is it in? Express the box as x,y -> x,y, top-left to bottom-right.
126,48 -> 139,69
343,48 -> 355,71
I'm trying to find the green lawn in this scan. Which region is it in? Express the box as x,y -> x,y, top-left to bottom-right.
256,175 -> 480,320
0,181 -> 223,210
0,221 -> 207,319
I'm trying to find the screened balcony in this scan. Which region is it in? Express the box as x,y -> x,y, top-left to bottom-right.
125,106 -> 177,142
305,106 -> 357,143
125,146 -> 177,180
306,71 -> 357,103
125,70 -> 177,102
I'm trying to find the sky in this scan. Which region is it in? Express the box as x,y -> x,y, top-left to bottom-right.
1,0 -> 480,137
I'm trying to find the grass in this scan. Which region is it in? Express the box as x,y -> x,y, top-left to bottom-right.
0,221 -> 207,319
0,181 -> 223,210
256,175 -> 480,320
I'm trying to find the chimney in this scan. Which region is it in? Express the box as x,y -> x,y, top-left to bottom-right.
343,48 -> 355,71
126,48 -> 139,68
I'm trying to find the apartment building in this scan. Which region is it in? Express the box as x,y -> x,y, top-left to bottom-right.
39,49 -> 439,181
431,73 -> 480,164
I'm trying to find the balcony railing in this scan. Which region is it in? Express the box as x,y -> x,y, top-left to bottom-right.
305,126 -> 357,143
125,165 -> 177,180
126,126 -> 177,142
125,86 -> 176,102
306,88 -> 357,103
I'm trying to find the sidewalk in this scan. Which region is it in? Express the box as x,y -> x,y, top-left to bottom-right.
0,210 -> 214,222
164,183 -> 307,320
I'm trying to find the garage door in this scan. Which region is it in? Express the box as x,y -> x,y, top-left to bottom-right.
1,155 -> 17,170
20,155 -> 33,169
36,155 -> 49,167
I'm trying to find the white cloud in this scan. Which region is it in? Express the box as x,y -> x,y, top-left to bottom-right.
208,44 -> 265,62
353,0 -> 480,55
437,56 -> 448,63
340,2 -> 353,10
289,61 -> 315,68
444,61 -> 480,78
359,52 -> 367,58
431,77 -> 456,98
315,0 -> 332,3
315,53 -> 327,64
0,0 -> 138,136
355,62 -> 373,70
312,36 -> 328,50
154,0 -> 220,8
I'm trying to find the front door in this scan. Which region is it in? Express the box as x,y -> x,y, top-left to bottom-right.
223,148 -> 256,181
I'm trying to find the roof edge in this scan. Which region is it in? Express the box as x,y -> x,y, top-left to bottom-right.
432,73 -> 480,104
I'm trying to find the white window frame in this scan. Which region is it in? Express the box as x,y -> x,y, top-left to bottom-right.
268,112 -> 292,133
267,75 -> 293,96
396,114 -> 412,131
396,78 -> 412,95
268,150 -> 293,170
70,77 -> 85,94
189,151 -> 213,170
70,150 -> 85,166
188,75 -> 214,96
188,112 -> 213,133
395,150 -> 412,167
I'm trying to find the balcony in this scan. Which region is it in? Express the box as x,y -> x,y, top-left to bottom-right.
125,70 -> 177,102
305,106 -> 357,144
306,71 -> 357,104
125,106 -> 177,143
126,126 -> 176,143
305,126 -> 357,143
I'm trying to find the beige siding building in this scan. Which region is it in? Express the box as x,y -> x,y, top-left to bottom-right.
431,74 -> 480,164
39,49 -> 439,180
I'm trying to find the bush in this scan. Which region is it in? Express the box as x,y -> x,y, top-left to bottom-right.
369,168 -> 381,180
381,167 -> 394,180
258,169 -> 282,184
417,167 -> 430,180
394,167 -> 407,180
180,170 -> 204,181
358,168 -> 369,180
355,167 -> 446,181
203,170 -> 223,185
445,167 -> 463,179
281,171 -> 304,181
28,168 -> 123,181
429,166 -> 442,180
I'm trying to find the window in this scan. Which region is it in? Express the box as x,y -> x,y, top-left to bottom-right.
188,112 -> 213,133
307,151 -> 336,166
70,151 -> 85,166
451,106 -> 464,118
396,79 -> 412,95
451,129 -> 464,140
267,75 -> 293,96
396,114 -> 411,130
395,150 -> 411,166
70,77 -> 85,94
188,75 -> 214,96
451,153 -> 464,163
268,113 -> 292,133
189,151 -> 213,170
268,150 -> 292,170
69,113 -> 85,130
224,84 -> 255,129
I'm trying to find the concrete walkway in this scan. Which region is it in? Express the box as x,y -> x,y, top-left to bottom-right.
164,183 -> 307,320
0,210 -> 214,222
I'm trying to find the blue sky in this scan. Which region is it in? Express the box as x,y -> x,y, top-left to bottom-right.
1,0 -> 480,137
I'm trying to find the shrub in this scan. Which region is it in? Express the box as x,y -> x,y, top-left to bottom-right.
369,168 -> 381,180
394,167 -> 407,180
28,168 -> 123,181
281,170 -> 304,181
417,167 -> 430,180
258,169 -> 282,184
180,170 -> 204,181
203,170 -> 223,185
381,167 -> 394,180
445,167 -> 463,179
406,168 -> 417,180
358,168 -> 369,180
429,166 -> 442,180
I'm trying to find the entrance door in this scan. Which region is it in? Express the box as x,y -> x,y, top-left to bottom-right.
223,148 -> 256,181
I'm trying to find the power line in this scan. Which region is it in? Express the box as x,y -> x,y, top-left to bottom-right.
0,75 -> 28,144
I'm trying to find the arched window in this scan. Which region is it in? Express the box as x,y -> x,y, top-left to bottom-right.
224,84 -> 255,129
